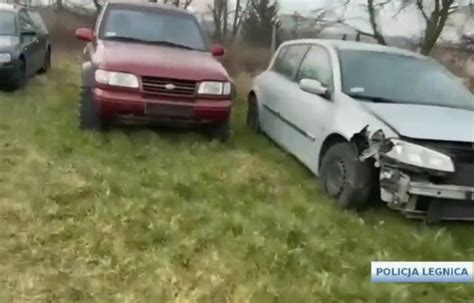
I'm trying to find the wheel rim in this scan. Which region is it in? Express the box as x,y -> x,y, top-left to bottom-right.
325,160 -> 346,198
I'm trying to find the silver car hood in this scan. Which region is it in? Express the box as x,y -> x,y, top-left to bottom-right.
360,102 -> 474,143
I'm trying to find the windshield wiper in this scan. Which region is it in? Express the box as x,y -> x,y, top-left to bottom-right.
103,36 -> 148,43
103,36 -> 196,50
347,93 -> 403,104
147,40 -> 196,50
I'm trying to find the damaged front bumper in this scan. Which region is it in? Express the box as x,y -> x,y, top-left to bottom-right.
354,127 -> 474,221
380,164 -> 474,221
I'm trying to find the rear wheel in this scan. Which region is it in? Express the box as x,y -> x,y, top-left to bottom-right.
246,94 -> 261,133
39,49 -> 51,74
79,87 -> 106,130
319,142 -> 375,210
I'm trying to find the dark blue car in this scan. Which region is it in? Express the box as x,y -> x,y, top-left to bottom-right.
0,4 -> 51,90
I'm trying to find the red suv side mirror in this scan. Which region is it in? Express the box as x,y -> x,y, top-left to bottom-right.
75,28 -> 94,42
211,45 -> 225,57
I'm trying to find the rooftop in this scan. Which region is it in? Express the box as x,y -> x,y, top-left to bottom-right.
285,39 -> 425,58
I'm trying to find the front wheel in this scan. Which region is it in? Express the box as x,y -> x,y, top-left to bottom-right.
319,142 -> 376,210
10,60 -> 27,90
246,95 -> 261,133
79,87 -> 106,131
205,121 -> 232,142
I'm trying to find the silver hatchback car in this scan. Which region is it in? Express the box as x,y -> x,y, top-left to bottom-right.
248,39 -> 474,221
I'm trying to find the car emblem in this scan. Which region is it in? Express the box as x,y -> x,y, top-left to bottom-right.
165,83 -> 176,90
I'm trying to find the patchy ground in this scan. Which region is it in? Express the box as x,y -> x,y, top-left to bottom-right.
1,58 -> 474,302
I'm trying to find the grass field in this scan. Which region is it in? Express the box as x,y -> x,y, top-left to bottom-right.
1,58 -> 474,303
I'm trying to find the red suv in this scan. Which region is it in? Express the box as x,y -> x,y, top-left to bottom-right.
75,1 -> 234,141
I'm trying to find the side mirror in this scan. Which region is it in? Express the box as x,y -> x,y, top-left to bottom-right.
75,28 -> 94,42
211,45 -> 225,57
299,78 -> 329,97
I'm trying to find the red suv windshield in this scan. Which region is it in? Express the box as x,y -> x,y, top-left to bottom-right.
99,5 -> 207,51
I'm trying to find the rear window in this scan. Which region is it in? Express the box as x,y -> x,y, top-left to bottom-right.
0,11 -> 16,36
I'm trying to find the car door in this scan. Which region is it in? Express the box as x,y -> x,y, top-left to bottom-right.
282,45 -> 336,172
18,10 -> 40,75
257,46 -> 289,141
28,11 -> 49,66
261,44 -> 309,149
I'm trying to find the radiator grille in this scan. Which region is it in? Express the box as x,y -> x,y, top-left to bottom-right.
141,76 -> 197,99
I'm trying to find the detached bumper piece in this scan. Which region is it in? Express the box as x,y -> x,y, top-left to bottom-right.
380,164 -> 474,221
409,182 -> 474,201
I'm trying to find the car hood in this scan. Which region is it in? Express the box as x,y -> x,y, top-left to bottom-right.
96,40 -> 229,81
360,102 -> 474,143
0,36 -> 19,52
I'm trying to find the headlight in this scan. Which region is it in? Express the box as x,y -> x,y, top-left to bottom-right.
383,139 -> 455,172
0,53 -> 11,63
95,70 -> 139,88
198,81 -> 231,95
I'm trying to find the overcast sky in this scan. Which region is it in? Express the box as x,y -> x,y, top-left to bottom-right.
192,0 -> 471,38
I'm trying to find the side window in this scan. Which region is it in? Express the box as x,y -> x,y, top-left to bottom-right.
272,46 -> 289,74
18,11 -> 35,32
297,45 -> 334,89
275,45 -> 309,81
28,11 -> 48,34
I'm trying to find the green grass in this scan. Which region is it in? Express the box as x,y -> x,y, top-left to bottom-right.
1,60 -> 474,303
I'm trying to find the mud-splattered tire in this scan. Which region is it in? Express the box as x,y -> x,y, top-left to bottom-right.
319,142 -> 376,210
246,95 -> 261,133
79,87 -> 105,130
206,121 -> 232,142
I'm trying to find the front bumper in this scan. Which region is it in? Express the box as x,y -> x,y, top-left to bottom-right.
0,62 -> 18,82
380,164 -> 474,221
93,88 -> 232,123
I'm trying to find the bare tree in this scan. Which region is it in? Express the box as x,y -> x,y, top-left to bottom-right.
334,0 -> 390,45
337,0 -> 460,55
162,0 -> 193,8
92,0 -> 103,11
147,0 -> 192,8
209,0 -> 249,42
414,0 -> 458,55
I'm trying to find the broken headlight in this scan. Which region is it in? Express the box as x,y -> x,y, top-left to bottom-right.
383,139 -> 455,173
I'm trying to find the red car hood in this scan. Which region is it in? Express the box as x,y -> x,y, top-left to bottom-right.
96,40 -> 229,81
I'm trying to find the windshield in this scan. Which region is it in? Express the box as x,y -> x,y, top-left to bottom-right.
0,11 -> 16,36
100,6 -> 207,51
339,50 -> 474,111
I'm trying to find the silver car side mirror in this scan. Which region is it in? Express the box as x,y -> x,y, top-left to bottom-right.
299,78 -> 328,97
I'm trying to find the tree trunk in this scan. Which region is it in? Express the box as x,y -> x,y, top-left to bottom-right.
367,0 -> 387,45
416,0 -> 455,55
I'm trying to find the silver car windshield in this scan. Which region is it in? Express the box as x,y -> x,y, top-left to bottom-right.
0,11 -> 16,36
339,50 -> 474,111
